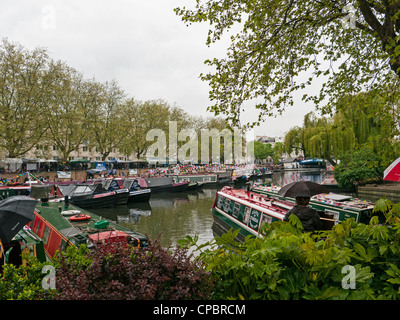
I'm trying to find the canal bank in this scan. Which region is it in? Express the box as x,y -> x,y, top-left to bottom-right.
357,182 -> 400,202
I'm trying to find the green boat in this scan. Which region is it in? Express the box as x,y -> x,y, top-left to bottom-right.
251,185 -> 379,224
28,199 -> 148,260
212,184 -> 382,243
212,186 -> 289,242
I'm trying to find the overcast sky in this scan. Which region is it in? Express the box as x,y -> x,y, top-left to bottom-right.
0,0 -> 318,138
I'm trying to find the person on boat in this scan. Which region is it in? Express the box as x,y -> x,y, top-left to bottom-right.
283,197 -> 322,232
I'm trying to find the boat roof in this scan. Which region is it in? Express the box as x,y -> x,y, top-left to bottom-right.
218,187 -> 289,219
252,185 -> 375,212
35,201 -> 147,241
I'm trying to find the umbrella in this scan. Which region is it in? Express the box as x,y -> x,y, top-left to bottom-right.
0,196 -> 37,244
278,180 -> 329,198
383,157 -> 400,182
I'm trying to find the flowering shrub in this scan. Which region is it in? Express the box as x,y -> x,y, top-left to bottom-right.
53,237 -> 214,300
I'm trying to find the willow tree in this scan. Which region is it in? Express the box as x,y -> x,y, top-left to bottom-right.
175,1 -> 400,127
284,112 -> 355,165
335,91 -> 400,166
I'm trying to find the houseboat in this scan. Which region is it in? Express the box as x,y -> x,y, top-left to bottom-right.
101,179 -> 130,205
168,171 -> 232,186
56,183 -> 118,208
251,185 -> 378,224
122,179 -> 152,203
212,184 -> 380,242
212,186 -> 290,242
28,200 -> 148,260
0,195 -> 47,268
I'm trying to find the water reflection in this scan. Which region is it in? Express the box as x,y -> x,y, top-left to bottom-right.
89,171 -> 330,248
90,188 -> 217,248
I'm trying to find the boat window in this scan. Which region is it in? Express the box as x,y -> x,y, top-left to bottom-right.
224,199 -> 231,213
262,214 -> 272,225
35,219 -> 41,234
325,209 -> 340,224
232,202 -> 240,218
217,195 -> 224,208
60,239 -> 69,252
42,226 -> 51,245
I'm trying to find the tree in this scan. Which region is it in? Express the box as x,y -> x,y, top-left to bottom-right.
87,80 -> 126,161
43,62 -> 101,161
175,1 -> 400,127
0,39 -> 51,157
272,142 -> 283,163
120,98 -> 171,160
284,112 -> 356,166
334,145 -> 385,188
251,141 -> 273,160
335,91 -> 400,166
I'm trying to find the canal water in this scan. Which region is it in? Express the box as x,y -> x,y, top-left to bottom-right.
89,170 -> 332,248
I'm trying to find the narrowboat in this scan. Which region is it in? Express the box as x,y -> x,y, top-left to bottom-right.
56,183 -> 118,209
134,176 -> 190,193
28,199 -> 148,260
251,185 -> 379,224
101,179 -> 130,205
1,225 -> 47,268
169,171 -> 232,186
139,176 -> 174,193
122,179 -> 152,203
212,185 -> 379,242
0,195 -> 47,268
212,186 -> 290,242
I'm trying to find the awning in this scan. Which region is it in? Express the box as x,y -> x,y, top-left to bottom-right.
70,158 -> 90,163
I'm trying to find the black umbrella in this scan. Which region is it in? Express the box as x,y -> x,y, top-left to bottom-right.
278,181 -> 329,198
0,196 -> 37,244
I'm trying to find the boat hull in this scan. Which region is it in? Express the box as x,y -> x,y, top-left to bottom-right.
127,189 -> 151,203
115,189 -> 129,205
70,192 -> 117,209
212,187 -> 287,242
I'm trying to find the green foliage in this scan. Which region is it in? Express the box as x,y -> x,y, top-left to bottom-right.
249,141 -> 273,160
175,1 -> 400,128
182,198 -> 400,300
0,257 -> 55,300
333,146 -> 385,188
0,39 -> 233,161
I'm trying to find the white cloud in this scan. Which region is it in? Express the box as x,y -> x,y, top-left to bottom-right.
0,0 -> 319,137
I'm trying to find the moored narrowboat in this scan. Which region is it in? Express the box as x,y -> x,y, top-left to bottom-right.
56,184 -> 118,209
0,196 -> 47,268
28,200 -> 148,260
212,186 -> 290,242
251,185 -> 379,224
122,179 -> 152,202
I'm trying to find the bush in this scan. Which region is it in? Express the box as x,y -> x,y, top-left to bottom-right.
0,257 -> 55,300
180,199 -> 400,300
53,237 -> 214,300
333,146 -> 385,189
